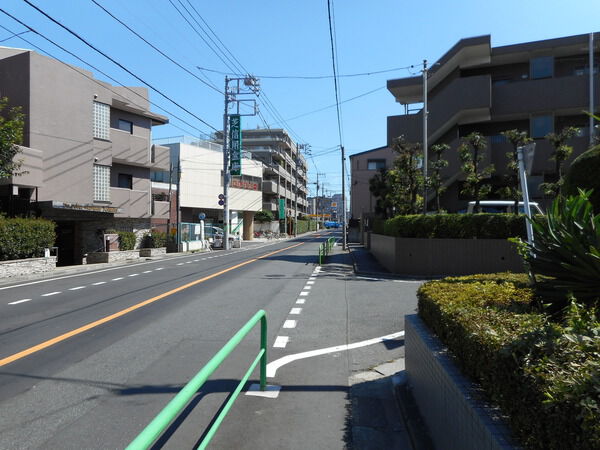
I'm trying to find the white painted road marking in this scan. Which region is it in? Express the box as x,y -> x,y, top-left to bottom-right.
299,292 -> 309,296
307,281 -> 315,285
296,298 -> 306,304
303,286 -> 311,290
68,286 -> 86,291
92,281 -> 106,286
128,274 -> 139,277
290,308 -> 302,315
8,299 -> 31,305
143,270 -> 152,274
41,292 -> 61,297
112,277 -> 123,281
282,320 -> 297,329
155,268 -> 164,271
273,336 -> 289,348
266,331 -> 405,378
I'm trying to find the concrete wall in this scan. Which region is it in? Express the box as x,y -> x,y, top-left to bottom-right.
370,234 -> 524,276
405,314 -> 516,450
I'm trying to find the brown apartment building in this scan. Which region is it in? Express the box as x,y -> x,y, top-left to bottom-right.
0,47 -> 170,265
351,32 -> 598,218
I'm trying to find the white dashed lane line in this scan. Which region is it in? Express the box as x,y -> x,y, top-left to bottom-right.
8,299 -> 31,305
112,277 -> 123,281
299,292 -> 309,296
296,298 -> 306,304
303,286 -> 311,290
92,281 -> 106,286
273,336 -> 289,348
155,268 -> 164,271
290,308 -> 302,315
68,286 -> 86,291
128,274 -> 139,277
143,270 -> 152,274
41,292 -> 61,297
307,281 -> 315,285
283,320 -> 297,329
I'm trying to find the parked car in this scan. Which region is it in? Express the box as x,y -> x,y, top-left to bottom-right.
466,200 -> 544,215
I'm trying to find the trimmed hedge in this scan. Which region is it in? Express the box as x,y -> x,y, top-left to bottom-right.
296,219 -> 318,234
142,230 -> 167,249
418,274 -> 600,449
0,217 -> 56,261
116,231 -> 136,251
380,213 -> 527,239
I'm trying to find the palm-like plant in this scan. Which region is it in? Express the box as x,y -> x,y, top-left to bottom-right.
458,132 -> 494,212
523,189 -> 600,308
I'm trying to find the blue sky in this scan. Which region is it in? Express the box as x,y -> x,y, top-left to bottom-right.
0,0 -> 598,196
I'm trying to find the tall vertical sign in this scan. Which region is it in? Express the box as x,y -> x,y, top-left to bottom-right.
229,114 -> 242,176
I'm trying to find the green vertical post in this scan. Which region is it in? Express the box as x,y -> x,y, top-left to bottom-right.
260,315 -> 267,391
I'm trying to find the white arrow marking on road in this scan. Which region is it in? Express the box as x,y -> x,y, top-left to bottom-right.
266,331 -> 405,378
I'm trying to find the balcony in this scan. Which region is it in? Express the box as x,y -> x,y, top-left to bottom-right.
492,74 -> 599,118
1,146 -> 43,188
111,187 -> 150,218
111,128 -> 151,167
152,200 -> 170,219
151,144 -> 170,171
387,74 -> 491,145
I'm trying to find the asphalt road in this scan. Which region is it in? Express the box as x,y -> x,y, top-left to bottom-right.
0,232 -> 420,449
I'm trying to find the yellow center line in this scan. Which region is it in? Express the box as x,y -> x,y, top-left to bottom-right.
0,242 -> 304,368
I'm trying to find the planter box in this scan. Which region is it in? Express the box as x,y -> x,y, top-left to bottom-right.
405,314 -> 516,450
0,256 -> 57,278
139,247 -> 166,257
86,250 -> 140,264
370,234 -> 523,276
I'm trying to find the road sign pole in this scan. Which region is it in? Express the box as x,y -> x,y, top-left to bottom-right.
222,77 -> 230,250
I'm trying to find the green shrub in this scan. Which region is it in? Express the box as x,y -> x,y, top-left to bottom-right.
296,219 -> 317,234
0,217 -> 56,261
255,210 -> 274,223
142,230 -> 167,248
563,145 -> 600,213
380,213 -> 527,239
418,274 -> 600,449
522,190 -> 600,309
116,231 -> 136,251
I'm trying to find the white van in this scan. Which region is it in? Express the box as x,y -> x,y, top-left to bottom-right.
467,200 -> 544,215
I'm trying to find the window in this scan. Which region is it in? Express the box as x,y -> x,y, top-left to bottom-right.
93,101 -> 110,140
118,119 -> 133,134
367,159 -> 386,170
118,173 -> 133,189
151,170 -> 170,183
93,164 -> 110,201
530,56 -> 554,80
531,115 -> 554,139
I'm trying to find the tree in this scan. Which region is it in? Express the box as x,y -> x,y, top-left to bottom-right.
428,143 -> 449,213
255,209 -> 274,223
388,136 -> 424,215
539,126 -> 580,198
369,169 -> 394,218
499,129 -> 532,214
0,97 -> 25,180
458,132 -> 494,212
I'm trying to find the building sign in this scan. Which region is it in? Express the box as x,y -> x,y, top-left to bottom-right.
52,201 -> 120,214
231,178 -> 259,191
331,202 -> 337,207
279,198 -> 285,219
229,114 -> 242,176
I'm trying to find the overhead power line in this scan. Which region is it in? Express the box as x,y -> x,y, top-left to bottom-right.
0,13 -> 208,137
196,64 -> 421,80
21,0 -> 219,132
89,0 -> 222,95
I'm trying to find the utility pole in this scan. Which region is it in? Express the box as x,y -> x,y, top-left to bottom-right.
294,149 -> 299,237
590,32 -> 595,146
221,75 -> 259,249
341,145 -> 347,250
422,59 -> 429,215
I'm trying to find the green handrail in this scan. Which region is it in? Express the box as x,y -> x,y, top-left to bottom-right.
126,310 -> 267,450
318,237 -> 336,265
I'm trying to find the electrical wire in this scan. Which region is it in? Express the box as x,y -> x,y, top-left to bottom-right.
0,16 -> 207,137
20,0 -> 219,132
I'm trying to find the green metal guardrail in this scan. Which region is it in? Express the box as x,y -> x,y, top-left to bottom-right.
126,310 -> 267,450
318,237 -> 336,265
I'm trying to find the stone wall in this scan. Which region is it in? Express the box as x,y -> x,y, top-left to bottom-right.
405,314 -> 516,449
0,256 -> 57,278
80,218 -> 152,254
86,250 -> 140,264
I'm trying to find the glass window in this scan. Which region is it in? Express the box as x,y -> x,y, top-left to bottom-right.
151,170 -> 170,183
367,159 -> 386,170
93,164 -> 110,201
118,173 -> 133,189
118,119 -> 133,133
531,115 -> 554,139
530,56 -> 554,79
93,101 -> 110,140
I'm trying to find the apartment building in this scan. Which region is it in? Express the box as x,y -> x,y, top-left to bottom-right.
242,128 -> 309,220
0,47 -> 170,265
386,32 -> 598,212
153,137 -> 263,241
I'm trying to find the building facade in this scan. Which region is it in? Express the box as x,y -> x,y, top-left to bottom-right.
0,46 -> 170,265
241,128 -> 309,220
153,137 -> 263,241
386,32 -> 598,212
